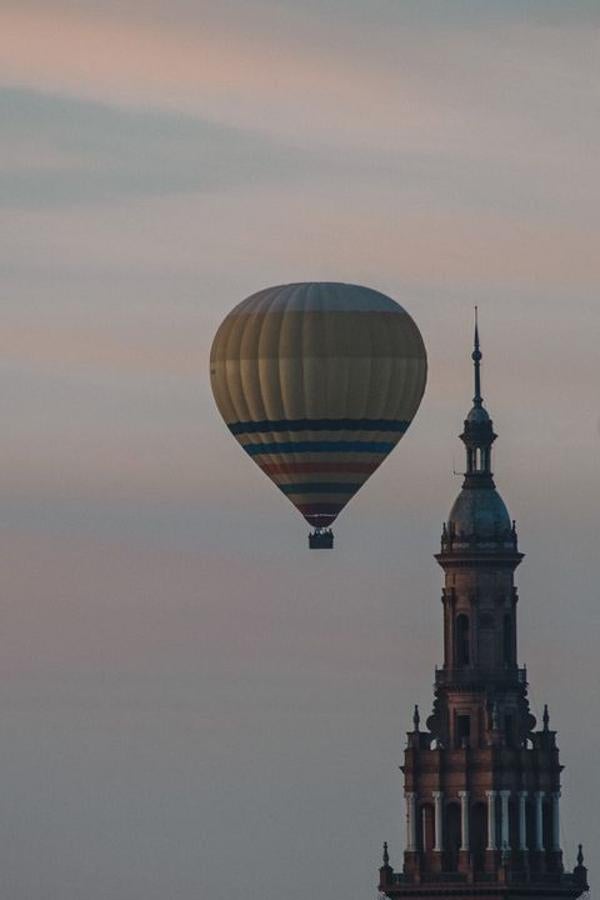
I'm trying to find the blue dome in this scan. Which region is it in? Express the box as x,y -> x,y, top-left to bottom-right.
448,487 -> 511,542
465,404 -> 491,425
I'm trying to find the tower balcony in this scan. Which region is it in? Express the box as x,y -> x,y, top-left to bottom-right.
384,867 -> 588,893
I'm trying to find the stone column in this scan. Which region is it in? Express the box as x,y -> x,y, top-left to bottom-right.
432,791 -> 444,852
551,792 -> 561,852
486,790 -> 497,850
405,792 -> 417,852
518,791 -> 528,851
458,791 -> 470,851
534,791 -> 545,851
500,790 -> 511,850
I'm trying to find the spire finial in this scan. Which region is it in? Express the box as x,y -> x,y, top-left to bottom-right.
577,844 -> 584,867
472,306 -> 482,406
383,841 -> 390,866
543,704 -> 550,731
413,704 -> 420,732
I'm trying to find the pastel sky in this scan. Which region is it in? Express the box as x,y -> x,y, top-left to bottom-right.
1,2 -> 599,898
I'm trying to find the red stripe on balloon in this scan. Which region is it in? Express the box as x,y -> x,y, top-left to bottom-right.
296,503 -> 343,527
259,461 -> 378,476
297,503 -> 344,512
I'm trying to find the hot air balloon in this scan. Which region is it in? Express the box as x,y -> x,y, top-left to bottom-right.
210,282 -> 427,548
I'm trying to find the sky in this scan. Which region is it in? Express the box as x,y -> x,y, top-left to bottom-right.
1,1 -> 599,897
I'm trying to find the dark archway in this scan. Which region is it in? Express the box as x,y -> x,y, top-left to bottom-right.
526,798 -> 536,851
509,798 -> 519,851
472,802 -> 487,871
543,797 -> 553,856
445,803 -> 461,871
421,804 -> 435,852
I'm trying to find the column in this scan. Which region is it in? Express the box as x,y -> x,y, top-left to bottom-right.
500,790 -> 511,850
432,791 -> 443,852
486,790 -> 497,850
551,792 -> 561,852
405,792 -> 417,852
518,791 -> 528,851
534,791 -> 545,851
458,791 -> 470,851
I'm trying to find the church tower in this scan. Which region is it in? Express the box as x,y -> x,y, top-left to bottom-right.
378,317 -> 589,899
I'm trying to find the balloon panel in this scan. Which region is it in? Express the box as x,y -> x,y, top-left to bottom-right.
210,283 -> 427,527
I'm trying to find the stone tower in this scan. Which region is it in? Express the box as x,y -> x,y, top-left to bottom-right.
378,316 -> 589,899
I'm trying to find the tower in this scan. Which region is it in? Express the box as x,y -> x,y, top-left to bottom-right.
379,316 -> 589,899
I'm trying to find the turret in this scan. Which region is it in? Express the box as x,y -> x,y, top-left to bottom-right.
431,315 -> 527,752
438,310 -> 521,559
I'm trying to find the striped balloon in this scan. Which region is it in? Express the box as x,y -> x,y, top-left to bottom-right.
210,283 -> 427,535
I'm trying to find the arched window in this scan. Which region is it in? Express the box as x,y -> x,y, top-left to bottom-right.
503,614 -> 513,665
457,714 -> 471,748
456,614 -> 470,667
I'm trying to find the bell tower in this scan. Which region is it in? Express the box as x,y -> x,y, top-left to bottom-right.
378,316 -> 589,899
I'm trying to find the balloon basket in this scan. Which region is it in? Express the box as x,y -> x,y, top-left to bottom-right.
308,529 -> 334,550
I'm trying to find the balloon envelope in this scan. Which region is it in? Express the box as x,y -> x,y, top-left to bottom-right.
210,282 -> 427,529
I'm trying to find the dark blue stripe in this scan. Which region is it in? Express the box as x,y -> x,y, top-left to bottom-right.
242,441 -> 395,456
280,483 -> 360,495
229,418 -> 408,435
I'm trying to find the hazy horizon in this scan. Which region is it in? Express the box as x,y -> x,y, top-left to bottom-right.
1,2 -> 599,898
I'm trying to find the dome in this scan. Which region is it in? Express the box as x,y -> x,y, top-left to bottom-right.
465,404 -> 490,425
447,486 -> 512,542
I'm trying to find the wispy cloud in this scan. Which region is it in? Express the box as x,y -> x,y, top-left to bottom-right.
0,88 -> 337,208
2,2 -> 598,160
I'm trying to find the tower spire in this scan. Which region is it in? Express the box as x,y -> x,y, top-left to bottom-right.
382,841 -> 389,867
458,307 -> 497,484
472,306 -> 482,407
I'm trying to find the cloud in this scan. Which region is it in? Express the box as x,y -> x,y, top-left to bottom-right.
0,88 -> 336,208
3,6 -> 600,227
2,2 -> 598,161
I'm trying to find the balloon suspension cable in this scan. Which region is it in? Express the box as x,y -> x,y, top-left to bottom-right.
308,527 -> 334,550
